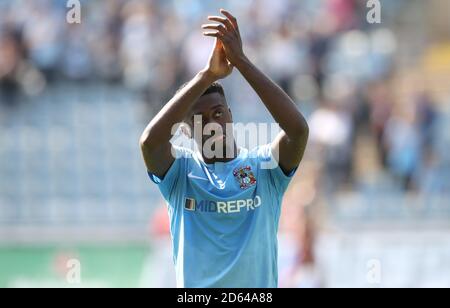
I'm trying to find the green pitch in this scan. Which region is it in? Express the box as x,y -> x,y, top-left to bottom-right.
0,244 -> 150,288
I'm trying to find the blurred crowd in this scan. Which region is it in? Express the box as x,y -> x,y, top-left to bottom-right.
2,0 -> 447,193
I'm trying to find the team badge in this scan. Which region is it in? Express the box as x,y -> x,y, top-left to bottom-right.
233,166 -> 257,190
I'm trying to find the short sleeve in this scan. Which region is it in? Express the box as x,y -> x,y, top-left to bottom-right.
147,146 -> 191,203
253,144 -> 297,195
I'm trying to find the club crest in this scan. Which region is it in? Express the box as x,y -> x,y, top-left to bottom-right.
233,166 -> 257,190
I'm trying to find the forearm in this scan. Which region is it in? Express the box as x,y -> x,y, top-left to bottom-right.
140,70 -> 214,150
200,9 -> 309,171
235,56 -> 308,139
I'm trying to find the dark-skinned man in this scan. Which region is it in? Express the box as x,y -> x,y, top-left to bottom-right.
140,9 -> 309,288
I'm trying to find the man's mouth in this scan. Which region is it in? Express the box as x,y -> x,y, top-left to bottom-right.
210,134 -> 225,143
202,134 -> 226,144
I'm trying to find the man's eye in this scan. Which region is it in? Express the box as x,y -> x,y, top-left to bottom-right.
215,111 -> 223,118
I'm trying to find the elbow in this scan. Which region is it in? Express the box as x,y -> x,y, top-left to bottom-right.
139,134 -> 148,149
302,119 -> 310,139
139,129 -> 153,151
140,123 -> 166,154
295,117 -> 309,140
284,120 -> 309,146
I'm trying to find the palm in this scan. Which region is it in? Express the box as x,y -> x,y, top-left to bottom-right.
207,39 -> 233,79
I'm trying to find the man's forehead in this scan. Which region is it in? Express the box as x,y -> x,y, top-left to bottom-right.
190,93 -> 227,115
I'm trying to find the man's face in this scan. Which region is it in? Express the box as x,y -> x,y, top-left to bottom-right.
185,92 -> 234,153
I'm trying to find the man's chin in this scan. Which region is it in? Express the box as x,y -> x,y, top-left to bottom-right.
212,134 -> 226,143
201,145 -> 235,159
200,135 -> 226,147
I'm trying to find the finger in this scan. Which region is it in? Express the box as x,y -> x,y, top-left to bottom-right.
201,24 -> 227,36
220,9 -> 239,31
203,31 -> 223,39
207,16 -> 235,32
203,32 -> 232,48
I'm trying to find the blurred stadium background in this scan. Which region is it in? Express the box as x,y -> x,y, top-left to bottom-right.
0,0 -> 449,287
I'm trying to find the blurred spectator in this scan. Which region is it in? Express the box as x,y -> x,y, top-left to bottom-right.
290,215 -> 322,288
383,106 -> 421,190
367,82 -> 393,167
415,92 -> 437,151
0,30 -> 20,103
279,200 -> 323,288
21,1 -> 64,81
140,205 -> 176,288
309,100 -> 354,192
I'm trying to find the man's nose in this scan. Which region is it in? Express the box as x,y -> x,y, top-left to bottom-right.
202,122 -> 224,136
204,120 -> 222,129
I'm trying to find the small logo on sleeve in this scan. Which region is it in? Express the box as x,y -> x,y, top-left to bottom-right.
184,198 -> 196,211
233,166 -> 257,190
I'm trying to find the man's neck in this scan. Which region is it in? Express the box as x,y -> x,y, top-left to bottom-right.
202,142 -> 239,164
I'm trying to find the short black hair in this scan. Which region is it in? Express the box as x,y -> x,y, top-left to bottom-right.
176,81 -> 226,98
201,82 -> 225,98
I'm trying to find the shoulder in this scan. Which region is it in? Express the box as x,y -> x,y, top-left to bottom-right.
172,145 -> 194,159
248,144 -> 272,161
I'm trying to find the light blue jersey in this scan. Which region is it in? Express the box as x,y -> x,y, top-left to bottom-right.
149,144 -> 296,288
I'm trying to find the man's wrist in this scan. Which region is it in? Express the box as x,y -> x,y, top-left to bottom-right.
198,69 -> 218,84
234,54 -> 251,71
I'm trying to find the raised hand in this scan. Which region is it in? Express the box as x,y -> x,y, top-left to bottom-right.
204,38 -> 233,81
202,9 -> 246,67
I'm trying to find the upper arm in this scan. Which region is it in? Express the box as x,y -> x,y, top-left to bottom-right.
140,141 -> 175,179
271,129 -> 308,175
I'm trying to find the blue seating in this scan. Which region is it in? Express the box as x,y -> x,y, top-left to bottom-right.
0,84 -> 154,226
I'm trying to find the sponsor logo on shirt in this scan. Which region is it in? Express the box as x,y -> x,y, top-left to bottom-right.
184,196 -> 262,214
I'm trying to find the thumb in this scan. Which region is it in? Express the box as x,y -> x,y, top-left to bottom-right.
214,38 -> 224,54
215,39 -> 228,59
215,38 -> 224,50
208,38 -> 220,59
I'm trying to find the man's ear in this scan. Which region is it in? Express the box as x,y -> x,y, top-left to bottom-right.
229,107 -> 233,121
